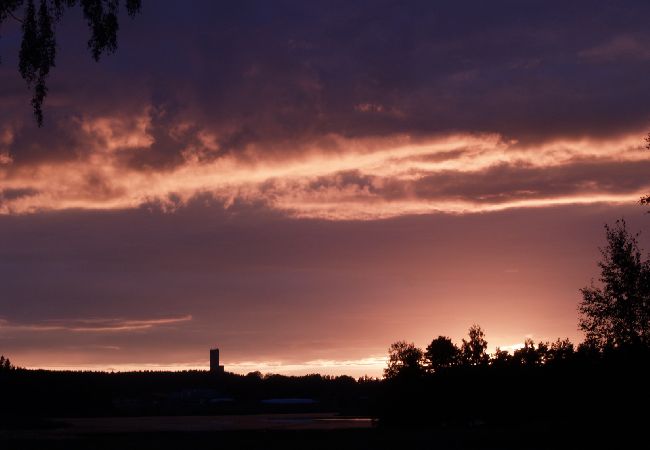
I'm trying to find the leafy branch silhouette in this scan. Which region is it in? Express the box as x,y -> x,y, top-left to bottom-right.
1,0 -> 142,126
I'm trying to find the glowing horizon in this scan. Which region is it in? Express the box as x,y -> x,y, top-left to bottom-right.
19,345 -> 538,378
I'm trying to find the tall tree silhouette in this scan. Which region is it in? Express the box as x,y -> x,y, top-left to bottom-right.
0,0 -> 142,126
460,324 -> 488,366
0,355 -> 13,372
579,220 -> 650,349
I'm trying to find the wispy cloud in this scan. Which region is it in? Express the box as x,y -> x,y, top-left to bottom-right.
0,315 -> 192,333
579,34 -> 650,62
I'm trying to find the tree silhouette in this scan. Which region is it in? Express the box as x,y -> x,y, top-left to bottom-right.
546,338 -> 574,364
630,129 -> 650,209
512,338 -> 541,366
0,355 -> 14,372
491,347 -> 512,367
384,341 -> 425,379
424,336 -> 459,372
579,220 -> 650,349
460,324 -> 488,366
0,0 -> 142,126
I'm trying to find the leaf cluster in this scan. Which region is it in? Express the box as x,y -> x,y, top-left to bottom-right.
0,0 -> 141,126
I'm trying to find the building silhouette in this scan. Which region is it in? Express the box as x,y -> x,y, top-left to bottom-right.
210,348 -> 224,374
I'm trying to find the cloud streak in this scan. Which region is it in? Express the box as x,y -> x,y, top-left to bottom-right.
1,123 -> 647,219
0,315 -> 192,333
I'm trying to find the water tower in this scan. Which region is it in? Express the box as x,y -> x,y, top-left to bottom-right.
210,348 -> 224,374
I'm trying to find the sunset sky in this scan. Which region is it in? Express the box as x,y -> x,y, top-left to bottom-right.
1,0 -> 650,377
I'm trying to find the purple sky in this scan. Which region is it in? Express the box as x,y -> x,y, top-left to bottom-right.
1,0 -> 649,375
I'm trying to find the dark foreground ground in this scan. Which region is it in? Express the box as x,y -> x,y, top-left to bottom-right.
0,414 -> 637,450
1,357 -> 647,449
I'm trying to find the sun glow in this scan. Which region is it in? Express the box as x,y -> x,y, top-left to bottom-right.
24,356 -> 388,378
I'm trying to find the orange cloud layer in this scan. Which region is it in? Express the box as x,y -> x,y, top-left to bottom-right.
1,116 -> 648,220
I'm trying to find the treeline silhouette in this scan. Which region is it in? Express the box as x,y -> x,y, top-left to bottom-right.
379,219 -> 650,436
379,325 -> 649,430
384,327 -> 587,381
0,367 -> 381,421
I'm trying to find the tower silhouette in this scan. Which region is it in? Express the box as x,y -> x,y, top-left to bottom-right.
210,348 -> 224,374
